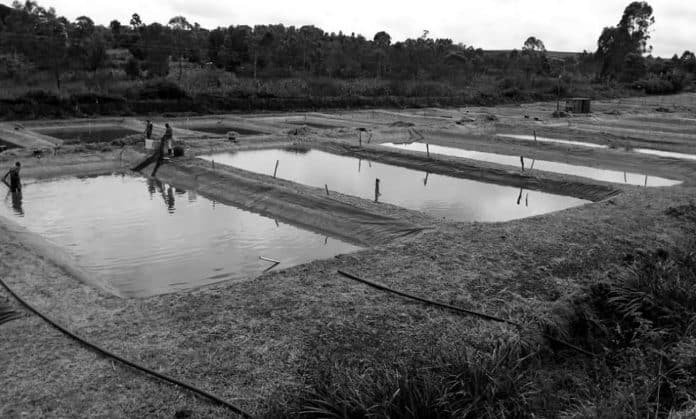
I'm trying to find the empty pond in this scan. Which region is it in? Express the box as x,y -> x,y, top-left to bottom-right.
38,127 -> 139,144
189,125 -> 265,136
382,142 -> 680,187
0,174 -> 360,298
497,134 -> 608,149
201,149 -> 589,222
287,121 -> 340,129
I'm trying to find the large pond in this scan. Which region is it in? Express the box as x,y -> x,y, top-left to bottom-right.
200,149 -> 589,222
0,174 -> 360,298
382,142 -> 680,187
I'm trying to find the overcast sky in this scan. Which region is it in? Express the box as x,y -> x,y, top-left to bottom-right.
8,0 -> 695,57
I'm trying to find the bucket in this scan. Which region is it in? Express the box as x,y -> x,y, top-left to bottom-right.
145,139 -> 160,150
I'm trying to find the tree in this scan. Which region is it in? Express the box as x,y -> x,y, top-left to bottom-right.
130,13 -> 142,30
373,31 -> 391,77
168,15 -> 192,80
523,36 -> 546,53
125,56 -> 140,79
596,1 -> 654,78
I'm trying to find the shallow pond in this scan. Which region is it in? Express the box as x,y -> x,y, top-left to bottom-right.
382,142 -> 680,187
201,149 -> 589,222
0,174 -> 360,297
634,148 -> 696,161
496,134 -> 608,149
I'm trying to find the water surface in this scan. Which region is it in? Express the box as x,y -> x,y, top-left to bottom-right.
382,142 -> 680,187
497,134 -> 608,149
0,174 -> 359,297
201,149 -> 589,222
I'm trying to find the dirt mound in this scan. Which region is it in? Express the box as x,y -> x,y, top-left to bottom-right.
287,126 -> 313,136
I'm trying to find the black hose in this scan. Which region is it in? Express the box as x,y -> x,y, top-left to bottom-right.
337,270 -> 595,357
0,277 -> 252,418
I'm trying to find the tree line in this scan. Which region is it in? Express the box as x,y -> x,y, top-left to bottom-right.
0,0 -> 694,95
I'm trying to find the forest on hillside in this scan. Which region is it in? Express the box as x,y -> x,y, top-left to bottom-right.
0,0 -> 694,116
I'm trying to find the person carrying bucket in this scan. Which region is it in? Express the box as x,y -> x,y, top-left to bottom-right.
2,161 -> 22,194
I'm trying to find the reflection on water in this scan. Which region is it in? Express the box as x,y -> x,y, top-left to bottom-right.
634,148 -> 696,161
496,134 -> 608,149
382,142 -> 681,187
0,174 -> 360,298
3,190 -> 23,216
201,149 -> 589,222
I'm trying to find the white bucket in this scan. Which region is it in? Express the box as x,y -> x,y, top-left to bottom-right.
145,139 -> 160,150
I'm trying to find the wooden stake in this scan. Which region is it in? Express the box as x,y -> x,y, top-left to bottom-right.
533,130 -> 537,142
212,159 -> 215,169
375,178 -> 380,203
426,143 -> 430,158
273,160 -> 279,178
520,156 -> 525,171
359,131 -> 362,146
325,184 -> 330,196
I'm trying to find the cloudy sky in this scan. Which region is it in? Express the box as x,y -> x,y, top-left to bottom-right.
11,0 -> 696,57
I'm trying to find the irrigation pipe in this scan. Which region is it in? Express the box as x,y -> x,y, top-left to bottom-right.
337,270 -> 595,357
0,276 -> 252,418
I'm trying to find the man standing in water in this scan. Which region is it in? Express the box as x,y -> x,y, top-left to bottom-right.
164,123 -> 173,156
151,123 -> 173,176
2,162 -> 21,194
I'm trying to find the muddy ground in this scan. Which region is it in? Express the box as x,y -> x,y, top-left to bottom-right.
1,93 -> 695,417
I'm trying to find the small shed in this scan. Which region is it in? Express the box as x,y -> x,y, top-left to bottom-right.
565,98 -> 591,114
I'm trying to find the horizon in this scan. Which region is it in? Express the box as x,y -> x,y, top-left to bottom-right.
2,0 -> 694,58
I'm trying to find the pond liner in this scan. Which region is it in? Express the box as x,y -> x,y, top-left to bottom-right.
154,160 -> 427,248
0,275 -> 252,418
319,142 -> 621,203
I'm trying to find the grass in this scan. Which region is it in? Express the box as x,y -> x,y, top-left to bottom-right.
262,215 -> 696,418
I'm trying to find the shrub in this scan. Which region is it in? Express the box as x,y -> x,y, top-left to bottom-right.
138,80 -> 189,100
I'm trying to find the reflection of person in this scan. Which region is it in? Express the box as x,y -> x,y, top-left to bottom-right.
166,186 -> 175,213
2,162 -> 21,193
10,189 -> 23,216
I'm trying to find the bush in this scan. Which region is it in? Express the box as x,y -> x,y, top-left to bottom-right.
125,58 -> 140,80
172,145 -> 184,157
138,80 -> 189,100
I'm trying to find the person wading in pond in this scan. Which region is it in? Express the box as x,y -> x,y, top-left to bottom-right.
132,123 -> 174,176
145,120 -> 153,139
165,123 -> 174,156
2,162 -> 22,194
150,123 -> 173,176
